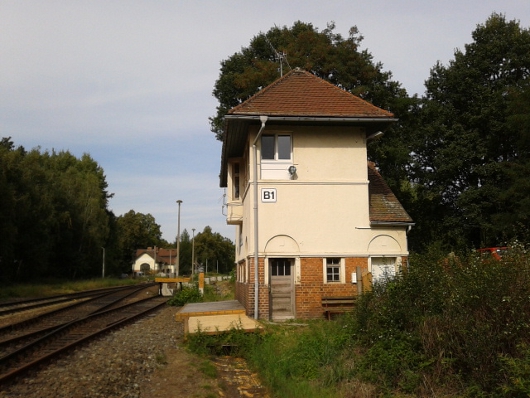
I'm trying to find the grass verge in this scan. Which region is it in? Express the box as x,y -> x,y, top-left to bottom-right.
0,277 -> 139,301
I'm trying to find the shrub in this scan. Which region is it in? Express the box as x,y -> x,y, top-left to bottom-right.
352,242 -> 530,394
167,284 -> 203,306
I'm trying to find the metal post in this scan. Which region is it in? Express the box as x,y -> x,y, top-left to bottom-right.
192,228 -> 196,276
252,116 -> 268,319
176,200 -> 182,277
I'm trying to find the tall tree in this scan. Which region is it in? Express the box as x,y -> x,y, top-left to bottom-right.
411,13 -> 530,249
115,210 -> 163,271
193,226 -> 235,274
178,229 -> 192,275
0,140 -> 113,282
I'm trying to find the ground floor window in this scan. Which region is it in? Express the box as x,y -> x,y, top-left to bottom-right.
237,261 -> 247,283
323,257 -> 345,283
371,257 -> 398,282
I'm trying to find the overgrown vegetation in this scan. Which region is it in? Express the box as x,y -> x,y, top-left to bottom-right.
187,246 -> 530,397
167,279 -> 234,307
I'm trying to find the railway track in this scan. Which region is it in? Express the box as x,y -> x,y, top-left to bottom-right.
0,284 -> 157,355
0,284 -> 148,317
0,294 -> 168,384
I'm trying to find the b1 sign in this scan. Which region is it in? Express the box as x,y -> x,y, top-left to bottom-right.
261,188 -> 277,203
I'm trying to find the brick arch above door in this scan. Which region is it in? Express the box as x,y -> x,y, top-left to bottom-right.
264,235 -> 300,254
367,234 -> 402,255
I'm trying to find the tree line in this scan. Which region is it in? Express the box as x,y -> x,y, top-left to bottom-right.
0,139 -> 234,284
211,14 -> 530,252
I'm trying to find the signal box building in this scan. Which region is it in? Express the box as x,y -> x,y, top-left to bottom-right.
219,69 -> 413,320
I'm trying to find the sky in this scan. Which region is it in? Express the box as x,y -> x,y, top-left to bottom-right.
1,1 -> 529,243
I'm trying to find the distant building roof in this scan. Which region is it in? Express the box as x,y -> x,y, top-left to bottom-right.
368,162 -> 413,225
135,248 -> 178,265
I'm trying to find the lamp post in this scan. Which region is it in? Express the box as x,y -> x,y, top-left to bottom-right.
101,247 -> 105,278
176,200 -> 182,276
191,228 -> 196,275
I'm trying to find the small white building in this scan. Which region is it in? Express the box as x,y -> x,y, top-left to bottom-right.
132,247 -> 177,276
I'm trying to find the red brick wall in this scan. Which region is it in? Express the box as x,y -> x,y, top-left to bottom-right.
236,256 -> 375,320
295,257 -> 369,318
235,257 -> 270,319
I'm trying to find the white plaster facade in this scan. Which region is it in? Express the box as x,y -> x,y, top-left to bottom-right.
226,124 -> 409,277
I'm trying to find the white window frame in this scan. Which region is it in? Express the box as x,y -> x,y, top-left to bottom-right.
237,260 -> 248,283
323,257 -> 345,284
261,134 -> 292,161
370,257 -> 400,283
260,133 -> 293,180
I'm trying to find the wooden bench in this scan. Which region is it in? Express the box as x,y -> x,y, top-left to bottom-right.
322,296 -> 357,320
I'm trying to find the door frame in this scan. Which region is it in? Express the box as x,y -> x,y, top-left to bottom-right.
268,257 -> 295,320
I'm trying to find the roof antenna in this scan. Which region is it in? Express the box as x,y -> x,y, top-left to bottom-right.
265,34 -> 291,77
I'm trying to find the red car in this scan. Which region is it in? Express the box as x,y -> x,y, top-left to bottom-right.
477,247 -> 508,260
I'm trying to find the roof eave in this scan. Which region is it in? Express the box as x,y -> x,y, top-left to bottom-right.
224,114 -> 398,123
370,221 -> 415,227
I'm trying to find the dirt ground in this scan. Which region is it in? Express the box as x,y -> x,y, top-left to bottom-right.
139,294 -> 269,398
139,346 -> 269,398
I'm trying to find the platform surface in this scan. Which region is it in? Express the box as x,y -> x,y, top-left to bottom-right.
176,300 -> 246,319
154,277 -> 190,283
175,300 -> 261,334
187,314 -> 262,334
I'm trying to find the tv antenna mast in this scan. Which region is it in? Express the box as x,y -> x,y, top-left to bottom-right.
265,36 -> 291,77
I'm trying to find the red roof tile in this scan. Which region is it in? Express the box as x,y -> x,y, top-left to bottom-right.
229,68 -> 394,118
368,162 -> 413,224
135,248 -> 178,265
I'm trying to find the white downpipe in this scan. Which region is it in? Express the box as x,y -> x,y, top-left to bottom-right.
252,116 -> 268,319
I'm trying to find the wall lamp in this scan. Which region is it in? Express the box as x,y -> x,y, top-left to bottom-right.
288,165 -> 297,178
366,131 -> 384,141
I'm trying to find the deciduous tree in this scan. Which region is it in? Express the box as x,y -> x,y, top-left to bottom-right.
411,13 -> 530,248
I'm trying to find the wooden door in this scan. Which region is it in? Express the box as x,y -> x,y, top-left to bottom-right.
269,258 -> 294,320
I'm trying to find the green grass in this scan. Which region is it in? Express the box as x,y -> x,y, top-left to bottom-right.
196,360 -> 218,379
167,280 -> 234,307
0,277 -> 139,301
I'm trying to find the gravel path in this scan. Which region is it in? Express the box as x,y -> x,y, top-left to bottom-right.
0,305 -> 268,398
0,305 -> 184,397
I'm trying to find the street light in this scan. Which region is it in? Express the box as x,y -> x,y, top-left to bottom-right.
176,200 -> 182,276
101,247 -> 105,278
192,228 -> 196,275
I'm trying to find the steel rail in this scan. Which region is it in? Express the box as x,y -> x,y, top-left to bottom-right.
0,296 -> 168,384
0,284 -> 156,351
0,284 -> 154,316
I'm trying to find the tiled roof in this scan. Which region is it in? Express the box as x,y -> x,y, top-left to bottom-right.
368,162 -> 413,224
229,68 -> 394,118
135,248 -> 178,265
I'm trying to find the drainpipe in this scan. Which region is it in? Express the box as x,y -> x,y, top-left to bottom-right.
252,115 -> 268,319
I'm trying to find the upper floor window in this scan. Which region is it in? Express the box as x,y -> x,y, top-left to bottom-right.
262,134 -> 291,161
232,162 -> 240,199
